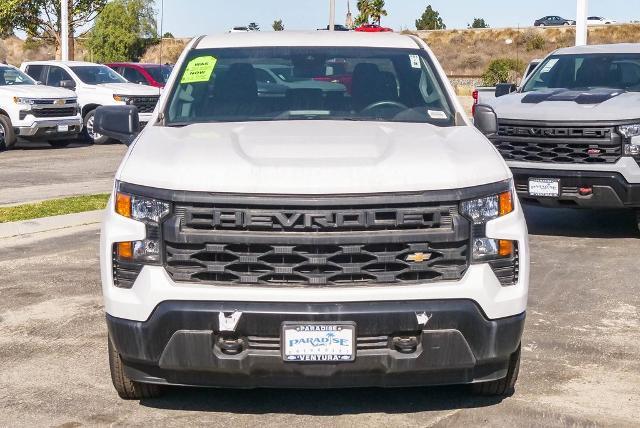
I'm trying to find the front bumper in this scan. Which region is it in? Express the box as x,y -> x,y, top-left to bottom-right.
16,118 -> 83,139
107,299 -> 525,389
512,167 -> 640,208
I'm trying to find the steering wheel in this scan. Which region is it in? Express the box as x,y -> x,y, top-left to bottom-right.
361,100 -> 408,114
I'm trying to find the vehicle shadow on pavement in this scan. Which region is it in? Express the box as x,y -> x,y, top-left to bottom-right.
139,385 -> 504,414
11,140 -> 94,150
523,204 -> 639,239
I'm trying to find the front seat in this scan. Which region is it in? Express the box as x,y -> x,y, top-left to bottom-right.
351,63 -> 382,111
212,63 -> 259,117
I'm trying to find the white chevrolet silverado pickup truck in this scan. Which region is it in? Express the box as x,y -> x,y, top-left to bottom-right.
0,63 -> 81,150
475,44 -> 640,229
21,61 -> 160,144
94,31 -> 529,399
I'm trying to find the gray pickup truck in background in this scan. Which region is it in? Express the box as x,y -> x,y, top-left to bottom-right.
475,44 -> 640,229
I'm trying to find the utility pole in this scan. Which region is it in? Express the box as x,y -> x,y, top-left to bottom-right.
576,0 -> 588,46
329,0 -> 336,31
159,0 -> 164,65
61,0 -> 69,60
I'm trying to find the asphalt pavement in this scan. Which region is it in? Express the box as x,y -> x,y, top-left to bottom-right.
0,142 -> 126,206
0,205 -> 638,426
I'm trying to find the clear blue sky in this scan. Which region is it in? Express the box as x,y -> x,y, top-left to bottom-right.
157,0 -> 635,36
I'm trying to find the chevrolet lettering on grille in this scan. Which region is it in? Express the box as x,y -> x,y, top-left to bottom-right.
181,208 -> 450,231
498,126 -> 610,138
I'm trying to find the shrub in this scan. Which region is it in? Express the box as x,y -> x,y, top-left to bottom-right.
461,54 -> 482,69
517,30 -> 546,52
482,58 -> 524,86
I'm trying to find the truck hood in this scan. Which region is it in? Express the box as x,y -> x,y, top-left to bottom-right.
490,88 -> 640,122
118,121 -> 510,195
0,84 -> 76,98
95,82 -> 160,96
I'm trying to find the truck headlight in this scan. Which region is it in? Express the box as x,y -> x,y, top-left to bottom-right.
113,95 -> 133,104
618,123 -> 640,139
460,189 -> 516,262
113,192 -> 170,265
14,97 -> 36,106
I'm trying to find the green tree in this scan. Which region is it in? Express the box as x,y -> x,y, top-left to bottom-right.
272,19 -> 284,31
470,18 -> 489,29
415,5 -> 446,30
248,22 -> 260,31
355,0 -> 372,26
86,0 -> 157,63
0,0 -> 107,60
162,32 -> 174,38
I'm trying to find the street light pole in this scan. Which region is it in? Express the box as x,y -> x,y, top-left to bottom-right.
61,0 -> 69,60
329,0 -> 336,31
576,0 -> 588,46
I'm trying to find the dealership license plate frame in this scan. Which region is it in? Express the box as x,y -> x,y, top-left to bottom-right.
529,178 -> 560,197
281,321 -> 356,363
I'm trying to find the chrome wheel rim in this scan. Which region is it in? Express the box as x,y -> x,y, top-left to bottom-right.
86,115 -> 102,141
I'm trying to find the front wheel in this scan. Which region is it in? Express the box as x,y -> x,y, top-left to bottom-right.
472,344 -> 521,396
108,337 -> 163,400
83,110 -> 110,145
0,114 -> 17,150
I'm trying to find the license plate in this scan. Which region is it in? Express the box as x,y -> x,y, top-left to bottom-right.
57,125 -> 69,132
529,178 -> 560,197
282,322 -> 356,362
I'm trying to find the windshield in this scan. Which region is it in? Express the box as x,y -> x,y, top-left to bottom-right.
70,65 -> 127,84
523,53 -> 640,92
0,66 -> 36,86
145,65 -> 173,84
166,47 -> 454,126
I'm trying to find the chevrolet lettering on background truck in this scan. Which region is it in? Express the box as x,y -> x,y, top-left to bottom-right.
96,31 -> 529,399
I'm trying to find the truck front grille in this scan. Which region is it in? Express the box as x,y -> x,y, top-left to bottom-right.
161,195 -> 471,287
31,107 -> 77,118
130,96 -> 159,113
165,240 -> 468,286
492,121 -> 621,164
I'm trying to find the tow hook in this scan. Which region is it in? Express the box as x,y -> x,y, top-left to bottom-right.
392,336 -> 419,354
217,335 -> 245,355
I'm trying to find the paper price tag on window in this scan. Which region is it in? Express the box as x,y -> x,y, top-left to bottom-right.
541,58 -> 558,73
409,54 -> 421,69
181,56 -> 218,84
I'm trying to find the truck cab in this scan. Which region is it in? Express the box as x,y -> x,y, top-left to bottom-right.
21,61 -> 160,144
0,64 -> 81,150
475,44 -> 640,228
95,32 -> 529,399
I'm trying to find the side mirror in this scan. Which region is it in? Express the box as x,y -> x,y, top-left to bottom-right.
60,79 -> 76,90
35,80 -> 43,85
473,104 -> 498,136
495,83 -> 517,98
93,105 -> 140,146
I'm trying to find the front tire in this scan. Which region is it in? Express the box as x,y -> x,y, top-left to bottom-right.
0,114 -> 17,150
472,344 -> 521,396
108,337 -> 163,400
83,110 -> 110,145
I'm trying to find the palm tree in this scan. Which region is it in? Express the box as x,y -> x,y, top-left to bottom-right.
370,0 -> 387,25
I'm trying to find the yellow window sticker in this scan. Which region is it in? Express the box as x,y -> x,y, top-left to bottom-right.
181,56 -> 217,84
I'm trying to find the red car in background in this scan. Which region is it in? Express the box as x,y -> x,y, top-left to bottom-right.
107,63 -> 173,88
354,24 -> 393,32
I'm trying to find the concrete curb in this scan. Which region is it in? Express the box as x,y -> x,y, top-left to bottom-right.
0,209 -> 104,239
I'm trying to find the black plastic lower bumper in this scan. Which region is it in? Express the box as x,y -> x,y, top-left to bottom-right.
107,300 -> 525,389
512,167 -> 640,208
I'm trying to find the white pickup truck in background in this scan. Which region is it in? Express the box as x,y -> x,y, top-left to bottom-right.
21,61 -> 160,144
0,64 -> 81,150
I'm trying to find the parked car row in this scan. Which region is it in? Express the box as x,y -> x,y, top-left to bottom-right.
534,15 -> 618,26
0,60 -> 168,150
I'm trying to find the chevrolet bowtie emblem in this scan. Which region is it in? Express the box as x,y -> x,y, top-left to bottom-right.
54,99 -> 65,106
406,252 -> 432,263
